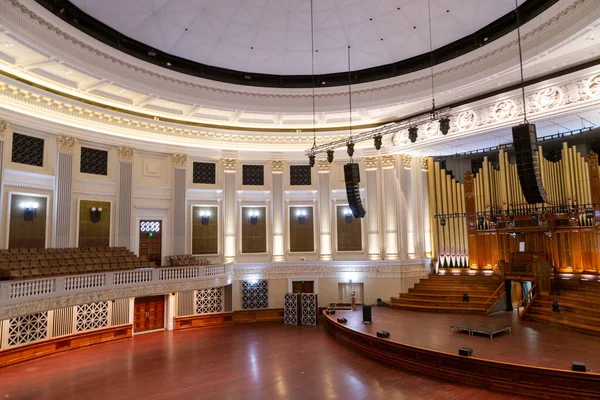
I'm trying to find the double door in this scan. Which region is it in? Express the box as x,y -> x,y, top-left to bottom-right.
139,220 -> 162,265
134,295 -> 165,333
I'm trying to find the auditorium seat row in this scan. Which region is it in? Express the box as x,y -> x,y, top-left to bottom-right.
167,254 -> 211,266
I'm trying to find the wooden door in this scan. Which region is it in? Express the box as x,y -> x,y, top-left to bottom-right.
139,220 -> 162,266
292,281 -> 314,293
133,296 -> 165,333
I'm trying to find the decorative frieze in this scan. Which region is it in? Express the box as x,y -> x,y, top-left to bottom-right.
270,160 -> 284,173
0,120 -> 10,140
316,160 -> 331,173
56,135 -> 77,154
380,155 -> 396,169
118,147 -> 135,163
221,158 -> 238,173
363,156 -> 379,171
172,154 -> 188,169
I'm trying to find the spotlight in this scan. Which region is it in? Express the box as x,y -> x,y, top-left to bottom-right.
346,142 -> 355,157
373,134 -> 383,150
327,149 -> 334,163
309,154 -> 315,168
408,126 -> 418,143
439,117 -> 450,135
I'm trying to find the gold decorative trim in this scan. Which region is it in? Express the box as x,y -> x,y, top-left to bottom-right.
0,120 -> 10,141
401,155 -> 412,170
380,155 -> 396,169
363,156 -> 379,171
56,135 -> 77,154
118,147 -> 135,163
270,160 -> 284,173
420,157 -> 429,172
221,158 -> 238,172
172,154 -> 188,169
317,160 -> 331,173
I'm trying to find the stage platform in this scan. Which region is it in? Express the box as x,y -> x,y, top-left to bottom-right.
451,322 -> 511,338
324,306 -> 600,399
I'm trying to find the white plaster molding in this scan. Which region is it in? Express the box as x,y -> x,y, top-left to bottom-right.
2,181 -> 53,191
72,190 -> 116,197
132,195 -> 173,200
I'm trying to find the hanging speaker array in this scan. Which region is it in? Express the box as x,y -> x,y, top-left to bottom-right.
344,163 -> 366,218
512,123 -> 547,204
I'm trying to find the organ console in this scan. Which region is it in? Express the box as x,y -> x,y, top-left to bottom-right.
428,140 -> 600,276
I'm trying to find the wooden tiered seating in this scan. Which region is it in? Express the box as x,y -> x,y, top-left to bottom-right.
0,247 -> 156,280
522,278 -> 600,335
167,254 -> 210,266
387,273 -> 504,314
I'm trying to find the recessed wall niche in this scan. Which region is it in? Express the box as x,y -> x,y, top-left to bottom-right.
191,206 -> 218,255
78,200 -> 111,248
9,194 -> 47,249
241,206 -> 267,254
336,205 -> 362,252
289,206 -> 314,253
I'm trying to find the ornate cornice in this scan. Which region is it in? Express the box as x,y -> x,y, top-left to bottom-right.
221,158 -> 238,173
5,0 -> 587,101
234,263 -> 428,280
172,154 -> 188,169
270,160 -> 284,173
0,120 -> 10,141
56,135 -> 77,154
132,195 -> 172,200
73,190 -> 116,197
380,155 -> 396,169
317,160 -> 331,173
118,147 -> 135,163
3,181 -> 53,191
401,155 -> 412,170
363,156 -> 379,171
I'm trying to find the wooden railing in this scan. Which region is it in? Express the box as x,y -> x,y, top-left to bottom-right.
483,282 -> 506,313
518,284 -> 537,319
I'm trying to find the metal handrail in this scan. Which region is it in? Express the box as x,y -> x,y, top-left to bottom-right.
518,284 -> 537,319
484,282 -> 506,312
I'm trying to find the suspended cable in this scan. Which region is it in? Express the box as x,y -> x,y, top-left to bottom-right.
515,0 -> 528,123
310,0 -> 316,149
428,0 -> 435,114
347,45 -> 354,162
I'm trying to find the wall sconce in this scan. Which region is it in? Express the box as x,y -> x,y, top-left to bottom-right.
20,201 -> 39,222
90,207 -> 103,223
297,209 -> 307,225
440,217 -> 446,227
249,210 -> 259,225
199,210 -> 210,225
344,208 -> 353,224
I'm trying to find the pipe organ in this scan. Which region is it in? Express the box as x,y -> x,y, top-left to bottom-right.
429,142 -> 600,275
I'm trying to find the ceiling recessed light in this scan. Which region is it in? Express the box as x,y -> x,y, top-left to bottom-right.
166,62 -> 172,66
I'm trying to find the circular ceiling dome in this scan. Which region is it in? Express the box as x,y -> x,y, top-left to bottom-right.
69,0 -> 521,76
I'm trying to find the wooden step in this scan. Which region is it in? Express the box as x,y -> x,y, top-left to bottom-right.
398,293 -> 491,300
386,302 -> 488,314
523,312 -> 600,336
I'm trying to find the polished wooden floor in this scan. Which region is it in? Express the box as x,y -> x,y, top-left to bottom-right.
0,322 -> 521,400
336,306 -> 600,372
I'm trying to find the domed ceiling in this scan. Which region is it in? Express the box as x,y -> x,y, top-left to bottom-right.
68,0 -> 526,77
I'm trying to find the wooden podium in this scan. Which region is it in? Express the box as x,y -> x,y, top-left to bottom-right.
499,252 -> 552,295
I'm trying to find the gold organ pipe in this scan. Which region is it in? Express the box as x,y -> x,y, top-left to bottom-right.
429,158 -> 440,261
483,156 -> 491,214
563,142 -> 573,206
446,173 -> 455,261
460,183 -> 467,260
440,165 -> 449,258
499,149 -> 508,210
434,162 -> 444,257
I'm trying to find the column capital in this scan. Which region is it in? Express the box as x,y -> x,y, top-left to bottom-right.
118,147 -> 136,163
380,155 -> 396,169
0,120 -> 11,141
172,154 -> 188,169
56,135 -> 78,154
401,155 -> 412,170
221,158 -> 238,173
317,160 -> 331,173
363,156 -> 379,171
420,157 -> 429,172
270,160 -> 284,173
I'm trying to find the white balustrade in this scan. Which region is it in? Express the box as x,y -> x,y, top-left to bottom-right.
159,266 -> 200,281
9,279 -> 55,299
205,265 -> 226,277
113,269 -> 154,285
65,274 -> 106,291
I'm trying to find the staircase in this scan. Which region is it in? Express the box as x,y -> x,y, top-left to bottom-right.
521,278 -> 600,335
387,273 -> 504,314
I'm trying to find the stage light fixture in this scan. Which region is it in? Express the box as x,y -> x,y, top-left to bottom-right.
439,117 -> 450,135
408,126 -> 418,143
309,154 -> 316,168
346,142 -> 355,157
327,149 -> 334,163
373,134 -> 383,150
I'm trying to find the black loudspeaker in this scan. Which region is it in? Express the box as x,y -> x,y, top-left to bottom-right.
377,330 -> 391,338
325,310 -> 336,315
344,163 -> 366,218
362,305 -> 372,323
572,362 -> 586,372
459,347 -> 473,357
337,318 -> 347,324
512,123 -> 547,204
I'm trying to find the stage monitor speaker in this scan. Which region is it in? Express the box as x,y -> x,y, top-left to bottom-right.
337,318 -> 347,324
362,304 -> 372,323
459,347 -> 473,357
344,163 -> 366,218
572,362 -> 586,372
376,330 -> 390,338
512,123 -> 547,204
325,310 -> 336,315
